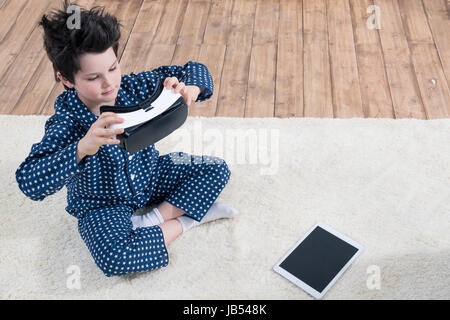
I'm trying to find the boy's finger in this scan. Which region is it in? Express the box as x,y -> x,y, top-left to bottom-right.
165,77 -> 178,89
99,115 -> 123,129
99,112 -> 115,118
184,93 -> 192,107
165,78 -> 173,89
98,127 -> 124,137
102,137 -> 120,145
174,82 -> 185,94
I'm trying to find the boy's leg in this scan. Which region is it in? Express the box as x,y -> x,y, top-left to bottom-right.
130,201 -> 184,230
129,202 -> 186,246
146,152 -> 232,222
156,201 -> 186,221
133,200 -> 238,232
77,204 -> 169,277
158,219 -> 183,246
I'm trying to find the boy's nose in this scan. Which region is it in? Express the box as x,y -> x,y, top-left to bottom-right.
103,79 -> 112,87
103,75 -> 115,86
102,83 -> 113,91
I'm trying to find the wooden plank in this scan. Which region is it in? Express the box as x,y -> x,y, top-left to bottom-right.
275,0 -> 303,118
142,44 -> 176,71
303,0 -> 333,118
251,0 -> 279,46
110,0 -> 146,61
203,0 -> 233,45
295,0 -> 304,117
40,0 -> 143,115
349,0 -> 393,118
398,0 -> 450,119
0,0 -> 8,10
327,0 -> 364,118
171,4 -> 204,72
398,0 -> 434,44
152,0 -> 188,44
216,0 -> 257,117
177,0 -> 210,45
374,0 -> 426,119
171,0 -> 210,115
0,0 -> 27,44
195,0 -> 233,117
407,43 -> 450,118
9,0 -> 446,119
11,53 -> 56,115
0,26 -> 47,114
0,0 -> 51,83
246,44 -> 277,117
0,0 -> 55,114
423,0 -> 450,90
172,44 -> 201,65
245,0 -> 279,117
119,0 -> 165,74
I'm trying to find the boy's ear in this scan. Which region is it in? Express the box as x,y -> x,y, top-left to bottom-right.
56,72 -> 75,89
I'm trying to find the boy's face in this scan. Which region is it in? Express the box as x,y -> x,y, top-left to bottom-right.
59,47 -> 122,110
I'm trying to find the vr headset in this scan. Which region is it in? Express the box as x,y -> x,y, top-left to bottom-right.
100,79 -> 188,153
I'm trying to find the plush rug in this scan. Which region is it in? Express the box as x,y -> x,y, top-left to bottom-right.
1,114 -> 449,300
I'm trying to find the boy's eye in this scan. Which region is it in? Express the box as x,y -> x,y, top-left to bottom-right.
87,66 -> 116,81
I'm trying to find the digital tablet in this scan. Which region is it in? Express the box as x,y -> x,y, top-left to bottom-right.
273,222 -> 363,299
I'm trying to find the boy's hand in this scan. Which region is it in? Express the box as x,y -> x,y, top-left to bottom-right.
77,112 -> 124,160
164,77 -> 201,107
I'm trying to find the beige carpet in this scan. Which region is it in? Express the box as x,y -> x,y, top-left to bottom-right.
1,115 -> 449,300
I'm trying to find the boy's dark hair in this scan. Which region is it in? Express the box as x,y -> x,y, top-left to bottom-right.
38,0 -> 122,90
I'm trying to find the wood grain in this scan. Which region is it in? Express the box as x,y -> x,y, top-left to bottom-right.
398,0 -> 450,119
374,0 -> 426,119
303,0 -> 333,118
275,0 -> 303,118
245,0 -> 279,117
327,0 -> 364,118
1,0 -> 449,118
216,0 -> 257,117
350,0 -> 393,118
423,0 -> 450,90
0,0 -> 54,114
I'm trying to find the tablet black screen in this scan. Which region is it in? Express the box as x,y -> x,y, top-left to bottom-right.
279,226 -> 359,293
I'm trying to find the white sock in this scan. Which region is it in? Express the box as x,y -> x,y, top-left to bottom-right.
131,207 -> 164,230
176,202 -> 239,232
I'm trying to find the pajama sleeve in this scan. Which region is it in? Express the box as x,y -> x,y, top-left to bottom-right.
15,115 -> 88,201
126,61 -> 214,103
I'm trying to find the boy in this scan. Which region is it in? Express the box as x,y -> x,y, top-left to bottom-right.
15,1 -> 238,277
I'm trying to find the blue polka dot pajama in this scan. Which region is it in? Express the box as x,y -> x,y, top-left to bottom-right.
16,61 -> 231,277
78,152 -> 230,277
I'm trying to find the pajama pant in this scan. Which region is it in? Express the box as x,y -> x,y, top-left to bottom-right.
77,152 -> 231,277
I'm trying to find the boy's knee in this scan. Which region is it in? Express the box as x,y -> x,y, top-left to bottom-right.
94,246 -> 123,277
220,160 -> 231,181
210,157 -> 231,183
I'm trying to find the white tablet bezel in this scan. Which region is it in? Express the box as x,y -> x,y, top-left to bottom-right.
273,222 -> 364,299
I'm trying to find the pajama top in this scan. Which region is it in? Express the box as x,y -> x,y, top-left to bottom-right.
16,61 -> 213,219
15,61 -> 231,277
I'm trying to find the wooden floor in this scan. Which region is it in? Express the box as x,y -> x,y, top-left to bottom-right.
0,0 -> 449,119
